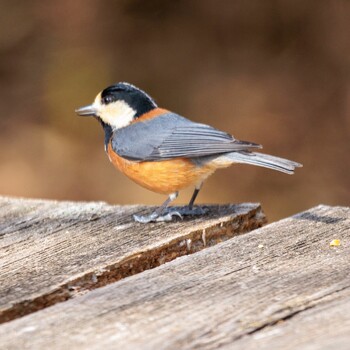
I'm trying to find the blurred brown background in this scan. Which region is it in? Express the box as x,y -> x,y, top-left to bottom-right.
0,0 -> 349,221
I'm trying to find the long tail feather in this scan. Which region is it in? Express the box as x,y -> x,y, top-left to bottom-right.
219,151 -> 302,174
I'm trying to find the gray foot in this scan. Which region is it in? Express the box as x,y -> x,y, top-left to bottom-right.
165,206 -> 209,217
133,211 -> 182,224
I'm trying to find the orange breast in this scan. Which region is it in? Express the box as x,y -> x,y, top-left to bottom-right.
107,143 -> 217,194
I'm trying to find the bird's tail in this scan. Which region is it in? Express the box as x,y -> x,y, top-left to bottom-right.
215,151 -> 302,175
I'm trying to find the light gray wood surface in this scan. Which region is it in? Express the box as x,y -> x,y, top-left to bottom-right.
0,204 -> 349,350
0,196 -> 265,324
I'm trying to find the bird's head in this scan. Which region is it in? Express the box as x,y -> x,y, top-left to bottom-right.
75,82 -> 157,129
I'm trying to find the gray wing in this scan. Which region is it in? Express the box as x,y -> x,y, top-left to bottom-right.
112,112 -> 261,161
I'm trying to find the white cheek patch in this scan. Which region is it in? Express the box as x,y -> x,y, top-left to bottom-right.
93,96 -> 136,130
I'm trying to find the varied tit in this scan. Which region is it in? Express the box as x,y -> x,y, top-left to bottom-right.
76,82 -> 302,223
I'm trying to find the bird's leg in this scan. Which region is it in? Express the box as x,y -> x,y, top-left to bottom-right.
174,182 -> 208,217
188,182 -> 202,210
133,192 -> 182,223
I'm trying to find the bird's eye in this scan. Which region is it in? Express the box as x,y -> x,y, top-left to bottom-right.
102,95 -> 113,104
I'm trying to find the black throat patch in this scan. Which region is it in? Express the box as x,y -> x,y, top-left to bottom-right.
99,119 -> 113,150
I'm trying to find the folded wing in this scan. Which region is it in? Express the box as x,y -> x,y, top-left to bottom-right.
112,112 -> 261,161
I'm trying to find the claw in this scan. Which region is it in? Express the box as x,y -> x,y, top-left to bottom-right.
190,206 -> 209,215
174,206 -> 209,216
133,212 -> 159,224
133,211 -> 182,223
156,211 -> 183,222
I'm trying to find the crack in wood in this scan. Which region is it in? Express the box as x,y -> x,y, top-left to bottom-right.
241,285 -> 350,339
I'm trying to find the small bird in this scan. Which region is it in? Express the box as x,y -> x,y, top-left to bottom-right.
76,82 -> 302,223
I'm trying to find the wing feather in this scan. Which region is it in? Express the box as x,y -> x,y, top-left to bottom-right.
112,112 -> 261,161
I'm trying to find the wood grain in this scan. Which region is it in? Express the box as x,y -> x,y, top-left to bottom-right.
232,290 -> 350,349
0,196 -> 265,324
0,205 -> 348,349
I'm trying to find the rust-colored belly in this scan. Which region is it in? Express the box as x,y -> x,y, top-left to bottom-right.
107,143 -> 216,194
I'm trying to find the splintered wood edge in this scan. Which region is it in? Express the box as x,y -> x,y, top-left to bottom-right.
0,204 -> 266,324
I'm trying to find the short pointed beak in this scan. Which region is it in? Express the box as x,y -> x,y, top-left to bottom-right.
75,104 -> 97,117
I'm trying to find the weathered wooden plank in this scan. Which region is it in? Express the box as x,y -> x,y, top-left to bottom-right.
0,205 -> 348,350
0,196 -> 265,323
232,291 -> 350,349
